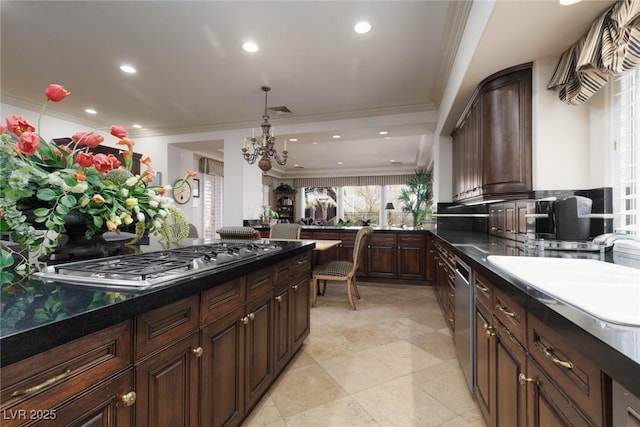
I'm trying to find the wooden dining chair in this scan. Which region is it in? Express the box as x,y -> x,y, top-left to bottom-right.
311,227 -> 372,310
269,223 -> 302,239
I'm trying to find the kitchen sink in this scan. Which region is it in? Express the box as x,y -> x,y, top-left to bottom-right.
487,256 -> 640,326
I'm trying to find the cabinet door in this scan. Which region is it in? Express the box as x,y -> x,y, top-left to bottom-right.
494,323 -> 526,427
425,234 -> 435,282
135,333 -> 200,427
366,234 -> 397,278
244,292 -> 274,412
503,202 -> 517,241
200,306 -> 245,427
525,358 -> 594,427
474,303 -> 493,426
46,369 -> 134,427
397,233 -> 426,280
516,201 -> 531,243
481,66 -> 532,196
489,204 -> 505,238
273,285 -> 292,375
291,276 -> 310,352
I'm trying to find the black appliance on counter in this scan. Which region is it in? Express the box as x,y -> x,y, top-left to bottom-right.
532,195 -> 592,241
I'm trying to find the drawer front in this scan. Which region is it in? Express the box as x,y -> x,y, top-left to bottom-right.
247,266 -> 273,300
273,260 -> 291,288
135,295 -> 200,360
493,286 -> 526,345
290,253 -> 311,281
1,321 -> 131,412
474,272 -> 493,311
527,315 -> 604,424
200,277 -> 246,326
312,231 -> 341,241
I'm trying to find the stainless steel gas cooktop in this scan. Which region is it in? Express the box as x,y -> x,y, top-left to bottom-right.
35,242 -> 282,290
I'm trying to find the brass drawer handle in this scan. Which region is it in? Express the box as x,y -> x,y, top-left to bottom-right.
192,347 -> 204,357
498,305 -> 516,318
543,347 -> 574,369
296,259 -> 307,265
518,373 -> 538,386
120,391 -> 137,407
275,295 -> 282,302
11,368 -> 72,397
476,283 -> 489,293
241,313 -> 255,324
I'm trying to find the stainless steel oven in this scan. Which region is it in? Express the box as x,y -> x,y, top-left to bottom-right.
454,256 -> 474,391
613,380 -> 640,427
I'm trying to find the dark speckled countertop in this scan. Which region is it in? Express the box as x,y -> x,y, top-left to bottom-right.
0,239 -> 314,367
432,230 -> 640,398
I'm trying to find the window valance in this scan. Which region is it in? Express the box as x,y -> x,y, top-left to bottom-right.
198,157 -> 224,177
548,0 -> 640,105
293,174 -> 419,188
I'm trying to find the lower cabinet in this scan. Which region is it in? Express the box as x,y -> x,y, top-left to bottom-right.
1,252 -> 312,427
366,233 -> 397,278
493,322 -> 527,426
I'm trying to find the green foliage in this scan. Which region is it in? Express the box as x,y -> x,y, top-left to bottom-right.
398,169 -> 432,227
274,182 -> 296,194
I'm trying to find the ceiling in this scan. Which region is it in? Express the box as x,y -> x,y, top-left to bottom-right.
0,1 -> 614,177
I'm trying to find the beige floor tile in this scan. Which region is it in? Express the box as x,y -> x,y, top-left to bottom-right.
340,324 -> 401,349
407,361 -> 477,415
241,396 -> 286,427
407,331 -> 457,361
269,363 -> 349,417
459,407 -> 487,426
367,340 -> 442,375
379,316 -> 436,340
304,331 -> 369,359
353,377 -> 457,427
317,349 -> 401,394
284,396 -> 381,427
286,345 -> 319,370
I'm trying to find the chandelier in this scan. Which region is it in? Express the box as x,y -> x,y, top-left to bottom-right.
241,86 -> 288,173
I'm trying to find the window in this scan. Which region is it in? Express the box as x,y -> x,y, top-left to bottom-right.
385,184 -> 415,227
203,173 -> 223,239
303,187 -> 337,223
342,186 -> 380,225
611,67 -> 640,235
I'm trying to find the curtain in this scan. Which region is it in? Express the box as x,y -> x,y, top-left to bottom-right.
198,157 -> 224,177
293,174 -> 419,188
548,0 -> 640,105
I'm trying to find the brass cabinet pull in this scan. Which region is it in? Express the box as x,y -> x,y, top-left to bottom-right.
192,347 -> 204,358
275,295 -> 282,302
120,391 -> 137,406
543,347 -> 574,369
483,323 -> 495,337
292,284 -> 299,291
11,368 -> 72,397
518,373 -> 538,386
241,315 -> 249,324
498,305 -> 516,318
476,283 -> 489,293
296,259 -> 307,265
248,312 -> 255,321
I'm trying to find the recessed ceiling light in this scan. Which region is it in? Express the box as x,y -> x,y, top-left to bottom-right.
85,108 -> 97,114
559,0 -> 582,4
289,138 -> 298,142
332,135 -> 341,139
120,64 -> 137,74
389,159 -> 395,162
354,21 -> 371,34
312,142 -> 318,145
337,161 -> 343,165
242,41 -> 259,52
379,131 -> 389,135
132,124 -> 142,129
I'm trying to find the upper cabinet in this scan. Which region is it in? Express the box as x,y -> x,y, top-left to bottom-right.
452,63 -> 532,203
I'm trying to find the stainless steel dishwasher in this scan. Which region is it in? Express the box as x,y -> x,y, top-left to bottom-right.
613,380 -> 640,426
454,256 -> 474,391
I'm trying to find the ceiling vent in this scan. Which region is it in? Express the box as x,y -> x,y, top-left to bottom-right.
267,105 -> 292,115
390,160 -> 403,165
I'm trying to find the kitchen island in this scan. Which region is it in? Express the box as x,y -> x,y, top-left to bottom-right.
0,239 -> 314,427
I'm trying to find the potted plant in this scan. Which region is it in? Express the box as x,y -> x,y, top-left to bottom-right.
398,169 -> 432,229
274,182 -> 296,194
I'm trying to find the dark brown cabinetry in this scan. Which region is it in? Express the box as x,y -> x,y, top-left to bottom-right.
366,233 -> 398,279
433,240 -> 455,333
488,200 -> 531,244
397,233 -> 426,280
452,63 -> 532,203
275,193 -> 296,223
0,322 -> 133,427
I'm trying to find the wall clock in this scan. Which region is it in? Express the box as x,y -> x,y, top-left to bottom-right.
172,180 -> 192,204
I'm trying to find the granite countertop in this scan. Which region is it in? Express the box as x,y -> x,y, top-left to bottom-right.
0,239 -> 314,367
254,224 -> 436,232
432,230 -> 640,398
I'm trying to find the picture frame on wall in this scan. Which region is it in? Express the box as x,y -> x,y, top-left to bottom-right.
192,178 -> 200,198
150,171 -> 162,187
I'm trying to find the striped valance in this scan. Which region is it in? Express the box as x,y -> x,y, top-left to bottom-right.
548,0 -> 640,105
198,157 -> 224,177
293,174 -> 419,188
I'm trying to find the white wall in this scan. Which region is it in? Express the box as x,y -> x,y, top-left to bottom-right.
532,57 -> 609,191
432,134 -> 452,204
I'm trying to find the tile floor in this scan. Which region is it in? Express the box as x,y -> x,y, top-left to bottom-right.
242,282 -> 486,427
